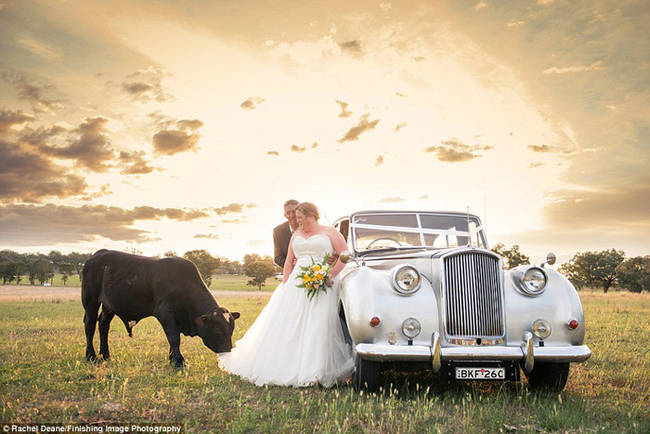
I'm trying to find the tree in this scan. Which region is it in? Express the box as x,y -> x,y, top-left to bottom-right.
244,259 -> 277,291
58,263 -> 76,286
183,250 -> 221,286
559,249 -> 625,292
0,250 -> 23,284
163,250 -> 177,257
33,258 -> 54,285
491,243 -> 530,269
616,256 -> 650,293
66,252 -> 93,277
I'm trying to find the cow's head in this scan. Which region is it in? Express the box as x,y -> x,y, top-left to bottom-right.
194,307 -> 240,353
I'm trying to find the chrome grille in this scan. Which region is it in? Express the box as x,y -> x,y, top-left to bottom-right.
443,251 -> 504,338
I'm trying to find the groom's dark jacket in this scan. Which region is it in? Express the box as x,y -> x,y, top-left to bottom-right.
273,221 -> 292,268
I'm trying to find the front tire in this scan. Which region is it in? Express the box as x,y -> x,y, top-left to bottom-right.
525,362 -> 569,391
354,354 -> 381,392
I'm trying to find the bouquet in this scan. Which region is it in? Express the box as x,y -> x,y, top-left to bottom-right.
296,253 -> 336,301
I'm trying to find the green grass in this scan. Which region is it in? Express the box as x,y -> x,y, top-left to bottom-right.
0,293 -> 648,432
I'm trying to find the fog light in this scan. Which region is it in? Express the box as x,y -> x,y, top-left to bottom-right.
567,319 -> 579,330
401,318 -> 421,339
532,319 -> 552,339
369,316 -> 381,327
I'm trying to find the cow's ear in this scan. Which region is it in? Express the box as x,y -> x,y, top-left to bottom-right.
232,312 -> 240,320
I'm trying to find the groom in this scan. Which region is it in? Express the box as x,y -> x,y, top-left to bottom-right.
273,199 -> 299,267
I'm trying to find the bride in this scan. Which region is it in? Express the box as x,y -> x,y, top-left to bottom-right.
218,202 -> 354,387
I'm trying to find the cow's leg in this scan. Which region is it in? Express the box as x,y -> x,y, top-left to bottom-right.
156,313 -> 185,368
83,301 -> 100,362
98,308 -> 115,360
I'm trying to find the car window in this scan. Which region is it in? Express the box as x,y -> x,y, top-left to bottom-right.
353,214 -> 418,228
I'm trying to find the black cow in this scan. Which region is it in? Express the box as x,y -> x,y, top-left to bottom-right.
82,249 -> 239,367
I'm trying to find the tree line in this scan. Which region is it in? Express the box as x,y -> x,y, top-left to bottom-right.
491,243 -> 648,293
2,246 -> 647,293
0,249 -> 280,291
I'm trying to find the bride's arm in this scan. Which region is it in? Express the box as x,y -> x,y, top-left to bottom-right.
282,236 -> 296,283
327,227 -> 348,278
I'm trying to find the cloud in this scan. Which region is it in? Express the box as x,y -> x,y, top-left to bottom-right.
39,117 -> 116,172
395,92 -> 407,98
214,203 -> 245,215
16,37 -> 62,61
122,67 -> 173,102
528,162 -> 544,169
335,100 -> 352,118
246,203 -> 257,208
339,40 -> 362,57
267,150 -> 279,156
543,61 -> 605,75
526,144 -> 573,154
0,109 -> 34,133
474,1 -> 488,10
81,184 -> 112,201
536,0 -> 555,4
543,186 -> 650,229
222,218 -> 246,224
379,197 -> 406,203
291,144 -> 306,153
240,97 -> 265,110
419,195 -> 429,200
394,122 -> 407,132
0,204 -> 209,246
379,2 -> 392,12
338,114 -> 380,143
118,151 -> 160,175
507,20 -> 525,27
311,142 -> 318,148
2,72 -> 64,112
425,138 -> 493,162
194,233 -> 220,240
152,118 -> 203,156
375,155 -> 384,166
0,138 -> 88,202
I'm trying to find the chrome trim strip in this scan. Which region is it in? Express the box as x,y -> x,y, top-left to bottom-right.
355,343 -> 592,363
431,332 -> 441,372
522,331 -> 534,373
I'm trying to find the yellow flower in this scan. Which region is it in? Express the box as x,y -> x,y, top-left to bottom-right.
312,265 -> 321,272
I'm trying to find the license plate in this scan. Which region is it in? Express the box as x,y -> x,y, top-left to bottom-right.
455,367 -> 505,380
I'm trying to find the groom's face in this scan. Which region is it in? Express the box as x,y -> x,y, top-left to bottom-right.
284,204 -> 298,228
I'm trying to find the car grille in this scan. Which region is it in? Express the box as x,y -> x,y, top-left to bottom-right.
443,251 -> 504,338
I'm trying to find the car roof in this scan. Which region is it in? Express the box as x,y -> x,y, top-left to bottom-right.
339,210 -> 482,220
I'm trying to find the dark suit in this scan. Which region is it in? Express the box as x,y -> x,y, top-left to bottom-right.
273,221 -> 292,268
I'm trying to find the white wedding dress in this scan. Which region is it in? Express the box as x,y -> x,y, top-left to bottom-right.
218,233 -> 354,387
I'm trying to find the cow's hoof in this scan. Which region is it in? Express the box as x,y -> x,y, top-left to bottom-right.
86,352 -> 98,362
100,353 -> 110,361
171,358 -> 185,369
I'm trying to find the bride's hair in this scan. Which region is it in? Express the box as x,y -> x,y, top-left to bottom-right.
296,202 -> 319,220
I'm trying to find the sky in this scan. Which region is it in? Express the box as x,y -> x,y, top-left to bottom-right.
0,0 -> 648,263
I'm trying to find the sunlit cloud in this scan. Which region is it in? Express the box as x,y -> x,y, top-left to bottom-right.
122,67 -> 173,102
152,118 -> 203,156
543,61 -> 605,75
335,100 -> 352,118
240,97 -> 265,110
375,155 -> 384,166
291,144 -> 306,153
0,204 -> 209,245
2,72 -> 64,112
214,203 -> 246,215
118,150 -> 160,175
338,114 -> 380,143
339,40 -> 362,58
528,162 -> 543,169
394,122 -> 406,132
16,37 -> 62,61
425,139 -> 493,162
379,197 -> 406,203
267,150 -> 279,156
0,109 -> 34,132
194,233 -> 219,239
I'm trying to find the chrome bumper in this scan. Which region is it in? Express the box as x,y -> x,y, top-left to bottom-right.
355,338 -> 591,371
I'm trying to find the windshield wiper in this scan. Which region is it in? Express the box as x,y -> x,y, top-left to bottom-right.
357,246 -> 432,257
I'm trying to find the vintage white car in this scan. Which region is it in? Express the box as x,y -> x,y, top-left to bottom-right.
333,210 -> 591,392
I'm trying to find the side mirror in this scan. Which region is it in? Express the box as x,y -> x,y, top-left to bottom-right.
542,252 -> 556,267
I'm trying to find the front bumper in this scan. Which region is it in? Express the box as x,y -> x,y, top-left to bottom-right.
355,333 -> 591,373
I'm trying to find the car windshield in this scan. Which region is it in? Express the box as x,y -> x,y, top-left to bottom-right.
352,213 -> 486,252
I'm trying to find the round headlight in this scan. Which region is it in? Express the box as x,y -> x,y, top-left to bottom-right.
521,267 -> 547,295
401,317 -> 421,339
392,265 -> 421,294
532,319 -> 552,339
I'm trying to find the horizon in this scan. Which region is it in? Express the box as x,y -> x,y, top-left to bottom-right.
1,0 -> 648,265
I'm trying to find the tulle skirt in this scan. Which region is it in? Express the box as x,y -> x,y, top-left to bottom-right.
218,271 -> 354,387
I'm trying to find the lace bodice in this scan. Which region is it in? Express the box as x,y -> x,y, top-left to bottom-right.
292,233 -> 333,263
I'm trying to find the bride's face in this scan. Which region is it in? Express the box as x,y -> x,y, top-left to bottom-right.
296,210 -> 315,230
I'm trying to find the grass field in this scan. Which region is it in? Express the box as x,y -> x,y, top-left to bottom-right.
0,292 -> 648,433
6,274 -> 277,292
